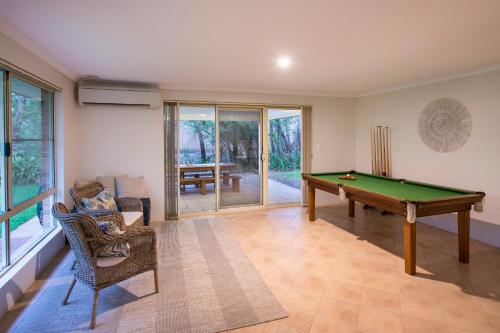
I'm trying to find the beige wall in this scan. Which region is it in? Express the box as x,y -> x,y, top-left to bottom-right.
355,70 -> 500,224
77,90 -> 357,220
77,105 -> 164,220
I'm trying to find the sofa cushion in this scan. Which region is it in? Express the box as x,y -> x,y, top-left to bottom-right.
116,176 -> 148,198
81,190 -> 118,211
96,176 -> 116,197
121,211 -> 143,227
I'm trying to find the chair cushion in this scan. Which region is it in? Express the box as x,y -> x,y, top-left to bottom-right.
97,221 -> 130,258
96,256 -> 128,267
121,211 -> 143,227
81,190 -> 118,211
115,176 -> 148,198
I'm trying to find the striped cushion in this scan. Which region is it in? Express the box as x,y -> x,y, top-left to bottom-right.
81,190 -> 117,211
97,221 -> 130,258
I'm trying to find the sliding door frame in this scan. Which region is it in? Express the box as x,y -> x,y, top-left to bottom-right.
165,100 -> 310,218
217,105 -> 265,209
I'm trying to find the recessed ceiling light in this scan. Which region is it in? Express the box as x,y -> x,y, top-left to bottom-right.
276,56 -> 292,69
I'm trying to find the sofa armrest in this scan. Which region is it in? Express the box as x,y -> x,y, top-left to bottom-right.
115,197 -> 143,213
139,197 -> 151,226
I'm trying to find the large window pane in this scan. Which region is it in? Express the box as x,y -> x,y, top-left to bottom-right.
219,109 -> 262,208
0,71 -> 5,213
10,195 -> 55,261
11,77 -> 54,206
178,105 -> 216,212
0,222 -> 5,269
268,108 -> 302,204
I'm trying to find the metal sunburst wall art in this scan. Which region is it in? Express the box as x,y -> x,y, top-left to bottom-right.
418,97 -> 472,153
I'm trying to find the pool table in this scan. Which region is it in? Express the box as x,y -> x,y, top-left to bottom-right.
302,171 -> 485,275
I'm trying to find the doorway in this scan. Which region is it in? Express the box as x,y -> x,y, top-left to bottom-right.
218,107 -> 263,208
267,108 -> 302,204
165,102 -> 307,218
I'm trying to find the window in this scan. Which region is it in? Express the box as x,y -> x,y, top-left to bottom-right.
0,68 -> 56,272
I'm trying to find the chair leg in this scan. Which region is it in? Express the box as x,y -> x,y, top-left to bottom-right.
154,269 -> 159,293
90,289 -> 99,329
62,278 -> 77,305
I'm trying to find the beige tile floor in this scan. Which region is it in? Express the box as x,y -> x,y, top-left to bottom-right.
222,204 -> 500,333
2,204 -> 500,333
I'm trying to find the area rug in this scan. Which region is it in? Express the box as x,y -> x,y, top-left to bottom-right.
9,218 -> 287,333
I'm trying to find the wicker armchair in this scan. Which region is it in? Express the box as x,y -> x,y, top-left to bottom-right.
70,181 -> 144,228
52,202 -> 159,329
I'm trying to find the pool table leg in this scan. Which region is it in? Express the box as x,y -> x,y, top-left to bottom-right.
348,199 -> 355,218
458,210 -> 470,263
404,220 -> 416,275
308,185 -> 316,221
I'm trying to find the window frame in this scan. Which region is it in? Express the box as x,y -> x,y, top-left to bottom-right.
0,63 -> 58,275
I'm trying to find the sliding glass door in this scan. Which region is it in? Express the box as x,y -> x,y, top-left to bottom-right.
178,105 -> 216,212
165,103 -> 307,216
218,108 -> 263,208
267,108 -> 302,204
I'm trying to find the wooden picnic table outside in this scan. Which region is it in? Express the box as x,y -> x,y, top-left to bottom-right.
178,163 -> 237,175
178,163 -> 240,194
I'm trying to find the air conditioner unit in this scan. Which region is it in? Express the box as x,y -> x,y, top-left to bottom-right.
77,79 -> 161,108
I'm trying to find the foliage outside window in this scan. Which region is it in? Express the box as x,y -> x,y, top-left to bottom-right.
268,114 -> 301,189
180,120 -> 215,164
0,68 -> 56,272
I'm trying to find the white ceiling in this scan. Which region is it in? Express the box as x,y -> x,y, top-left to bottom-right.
1,0 -> 500,96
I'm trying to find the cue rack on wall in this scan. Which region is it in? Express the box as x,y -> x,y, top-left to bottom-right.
371,126 -> 392,177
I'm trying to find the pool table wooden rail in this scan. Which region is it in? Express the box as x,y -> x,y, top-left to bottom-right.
302,171 -> 485,275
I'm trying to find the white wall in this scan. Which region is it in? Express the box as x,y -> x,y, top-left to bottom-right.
355,70 -> 500,225
77,105 -> 164,220
0,30 -> 79,318
77,90 -> 356,221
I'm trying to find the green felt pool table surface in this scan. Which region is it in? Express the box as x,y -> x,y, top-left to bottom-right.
308,171 -> 475,202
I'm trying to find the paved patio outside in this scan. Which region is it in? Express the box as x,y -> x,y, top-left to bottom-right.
1,213 -> 53,267
180,172 -> 301,212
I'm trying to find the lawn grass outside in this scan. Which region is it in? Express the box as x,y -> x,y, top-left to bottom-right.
269,169 -> 301,189
0,184 -> 39,234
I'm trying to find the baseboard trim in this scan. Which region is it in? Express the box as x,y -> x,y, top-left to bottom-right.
0,227 -> 65,319
419,214 -> 500,248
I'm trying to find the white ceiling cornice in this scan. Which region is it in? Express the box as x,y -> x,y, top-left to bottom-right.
358,64 -> 500,98
159,85 -> 357,99
0,16 -> 78,81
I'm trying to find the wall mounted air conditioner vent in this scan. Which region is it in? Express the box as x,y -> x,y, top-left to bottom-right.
77,79 -> 161,108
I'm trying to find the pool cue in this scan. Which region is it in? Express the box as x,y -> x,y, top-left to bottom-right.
384,127 -> 389,176
387,127 -> 392,177
381,127 -> 387,176
377,126 -> 382,176
370,127 -> 375,174
374,126 -> 378,175
365,127 -> 376,210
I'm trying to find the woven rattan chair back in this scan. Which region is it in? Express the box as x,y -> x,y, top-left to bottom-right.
70,181 -> 105,211
52,202 -> 100,285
